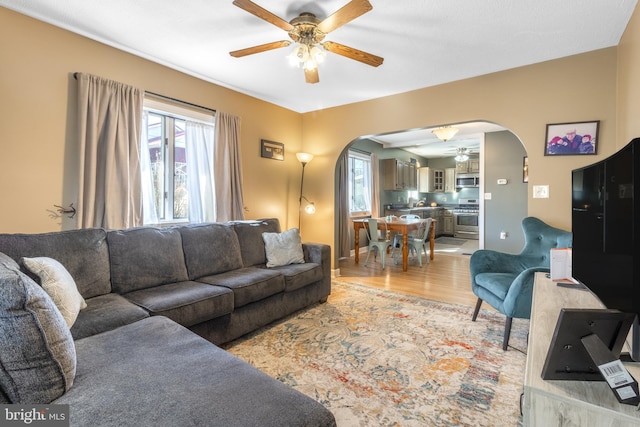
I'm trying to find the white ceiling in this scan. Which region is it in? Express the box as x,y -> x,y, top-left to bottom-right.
368,121 -> 506,159
2,0 -> 636,157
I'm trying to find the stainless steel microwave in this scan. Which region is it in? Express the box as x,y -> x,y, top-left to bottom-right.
456,174 -> 480,188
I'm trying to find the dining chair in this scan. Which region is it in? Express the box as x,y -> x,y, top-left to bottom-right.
363,218 -> 393,269
391,214 -> 421,259
405,218 -> 433,267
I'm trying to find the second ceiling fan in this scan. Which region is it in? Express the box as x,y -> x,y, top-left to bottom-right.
230,0 -> 384,84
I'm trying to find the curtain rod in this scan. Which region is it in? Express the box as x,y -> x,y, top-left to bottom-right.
73,72 -> 216,114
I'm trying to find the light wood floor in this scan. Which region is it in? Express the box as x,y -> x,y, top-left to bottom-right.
337,250 -> 480,309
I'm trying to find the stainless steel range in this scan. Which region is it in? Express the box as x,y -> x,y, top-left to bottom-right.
454,198 -> 479,239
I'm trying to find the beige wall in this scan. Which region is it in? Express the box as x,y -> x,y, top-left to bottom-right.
618,3 -> 640,144
302,48 -> 618,263
0,7 -> 303,233
4,5 -> 640,270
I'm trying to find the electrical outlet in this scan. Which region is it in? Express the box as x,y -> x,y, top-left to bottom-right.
500,231 -> 508,239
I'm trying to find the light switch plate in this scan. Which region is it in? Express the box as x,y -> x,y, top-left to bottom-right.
497,178 -> 507,185
533,185 -> 549,198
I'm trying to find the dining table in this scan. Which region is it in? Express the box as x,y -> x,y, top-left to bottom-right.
353,217 -> 436,271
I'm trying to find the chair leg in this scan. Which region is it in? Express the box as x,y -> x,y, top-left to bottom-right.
364,246 -> 374,266
472,298 -> 483,321
503,317 -> 513,351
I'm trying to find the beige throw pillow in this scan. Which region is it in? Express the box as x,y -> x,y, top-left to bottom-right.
262,228 -> 305,268
22,257 -> 87,328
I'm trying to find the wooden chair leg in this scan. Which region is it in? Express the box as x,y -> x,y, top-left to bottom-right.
472,298 -> 483,321
503,317 -> 513,351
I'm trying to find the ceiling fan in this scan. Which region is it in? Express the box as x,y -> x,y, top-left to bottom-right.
229,0 -> 384,84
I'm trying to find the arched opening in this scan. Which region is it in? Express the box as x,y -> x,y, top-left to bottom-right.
333,120 -> 528,271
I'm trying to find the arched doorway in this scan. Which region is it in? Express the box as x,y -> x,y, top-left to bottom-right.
333,121 -> 528,270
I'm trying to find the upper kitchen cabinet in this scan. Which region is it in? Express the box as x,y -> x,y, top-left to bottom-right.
418,167 -> 444,192
382,158 -> 417,191
444,168 -> 456,193
455,158 -> 480,173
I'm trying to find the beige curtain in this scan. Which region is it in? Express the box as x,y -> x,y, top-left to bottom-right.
77,73 -> 144,229
214,112 -> 244,221
337,153 -> 350,258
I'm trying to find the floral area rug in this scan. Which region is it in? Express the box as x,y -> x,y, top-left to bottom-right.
223,280 -> 528,426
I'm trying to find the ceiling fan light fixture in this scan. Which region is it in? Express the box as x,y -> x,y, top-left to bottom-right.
455,147 -> 469,162
432,126 -> 459,142
309,45 -> 326,64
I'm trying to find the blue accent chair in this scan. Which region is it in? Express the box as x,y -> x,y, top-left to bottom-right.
470,217 -> 572,350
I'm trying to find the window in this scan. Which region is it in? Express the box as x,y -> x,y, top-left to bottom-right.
142,97 -> 215,224
348,151 -> 372,215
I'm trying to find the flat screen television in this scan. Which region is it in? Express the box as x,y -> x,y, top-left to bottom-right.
571,138 -> 640,362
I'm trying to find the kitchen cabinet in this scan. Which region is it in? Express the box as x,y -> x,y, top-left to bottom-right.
444,168 -> 456,193
382,159 -> 417,191
443,209 -> 454,235
418,167 -> 444,192
456,158 -> 480,173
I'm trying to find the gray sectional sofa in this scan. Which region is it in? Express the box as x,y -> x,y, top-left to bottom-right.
0,218 -> 336,426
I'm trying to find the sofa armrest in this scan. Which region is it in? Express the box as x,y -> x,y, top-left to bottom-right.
302,243 -> 328,265
302,243 -> 332,298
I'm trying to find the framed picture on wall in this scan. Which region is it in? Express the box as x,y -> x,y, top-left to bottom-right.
544,120 -> 599,156
260,139 -> 284,161
523,156 -> 529,183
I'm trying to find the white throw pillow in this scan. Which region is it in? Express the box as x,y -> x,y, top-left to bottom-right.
262,228 -> 305,268
22,257 -> 87,328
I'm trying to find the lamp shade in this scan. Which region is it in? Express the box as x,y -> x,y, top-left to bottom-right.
304,202 -> 316,214
296,152 -> 314,164
432,126 -> 459,142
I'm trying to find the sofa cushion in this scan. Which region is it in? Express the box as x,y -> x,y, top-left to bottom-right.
262,228 -> 305,268
0,264 -> 75,403
70,293 -> 150,340
231,219 -> 281,267
0,228 -> 111,298
22,256 -> 87,328
124,281 -> 234,327
266,262 -> 324,292
55,316 -> 336,427
177,223 -> 243,280
108,227 -> 189,293
197,267 -> 285,308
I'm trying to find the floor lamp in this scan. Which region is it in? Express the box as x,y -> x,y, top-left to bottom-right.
296,152 -> 316,229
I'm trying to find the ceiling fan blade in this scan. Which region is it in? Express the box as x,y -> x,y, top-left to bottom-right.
304,68 -> 319,84
230,40 -> 291,57
232,0 -> 293,32
317,0 -> 373,34
322,41 -> 383,67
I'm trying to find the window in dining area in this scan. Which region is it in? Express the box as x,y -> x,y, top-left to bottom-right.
348,150 -> 372,216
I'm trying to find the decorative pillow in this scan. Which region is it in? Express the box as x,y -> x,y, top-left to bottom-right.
0,266 -> 76,403
262,228 -> 305,268
0,252 -> 19,270
22,257 -> 87,328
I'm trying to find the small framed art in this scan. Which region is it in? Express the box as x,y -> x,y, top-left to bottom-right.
544,121 -> 599,156
261,139 -> 284,161
523,156 -> 529,183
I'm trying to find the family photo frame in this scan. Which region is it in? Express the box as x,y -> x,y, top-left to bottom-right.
544,120 -> 599,156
